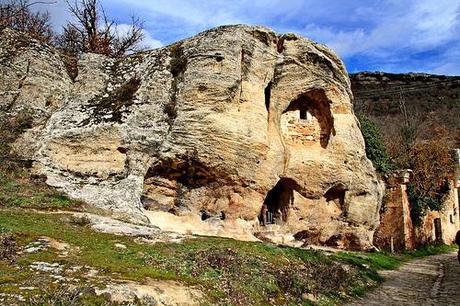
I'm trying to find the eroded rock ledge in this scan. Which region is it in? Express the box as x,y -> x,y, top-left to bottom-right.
0,25 -> 384,249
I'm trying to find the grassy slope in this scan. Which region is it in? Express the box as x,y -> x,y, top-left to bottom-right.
0,168 -> 457,305
0,169 -> 85,211
0,209 -> 456,306
0,210 -> 372,305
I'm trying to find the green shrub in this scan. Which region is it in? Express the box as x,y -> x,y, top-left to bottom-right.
168,44 -> 187,77
407,184 -> 444,226
356,113 -> 394,173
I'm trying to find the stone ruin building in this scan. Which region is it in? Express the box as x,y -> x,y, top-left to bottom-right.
375,150 -> 460,251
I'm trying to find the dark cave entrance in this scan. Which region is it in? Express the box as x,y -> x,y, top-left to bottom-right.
324,185 -> 346,209
264,81 -> 272,111
260,178 -> 297,225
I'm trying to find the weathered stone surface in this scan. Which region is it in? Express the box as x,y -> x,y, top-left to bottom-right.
0,25 -> 384,249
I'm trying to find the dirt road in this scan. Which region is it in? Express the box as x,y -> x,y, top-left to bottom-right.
348,252 -> 460,306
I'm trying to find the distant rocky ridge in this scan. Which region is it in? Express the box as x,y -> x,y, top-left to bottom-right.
350,72 -> 460,147
0,25 -> 383,249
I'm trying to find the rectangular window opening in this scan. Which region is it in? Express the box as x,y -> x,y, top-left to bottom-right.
299,109 -> 307,119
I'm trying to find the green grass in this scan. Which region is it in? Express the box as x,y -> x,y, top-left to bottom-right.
0,209 -> 456,305
402,244 -> 456,258
0,168 -> 84,210
0,158 -> 457,303
0,210 -> 383,305
332,243 -> 457,274
0,165 -> 456,305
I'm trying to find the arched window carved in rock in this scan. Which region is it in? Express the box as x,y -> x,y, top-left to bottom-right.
281,89 -> 335,148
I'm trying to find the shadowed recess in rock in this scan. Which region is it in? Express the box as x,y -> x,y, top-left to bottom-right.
324,184 -> 348,216
144,156 -> 225,188
264,81 -> 272,111
260,178 -> 300,225
142,154 -> 235,213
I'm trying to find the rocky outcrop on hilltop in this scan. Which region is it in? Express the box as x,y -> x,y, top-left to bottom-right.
0,25 -> 384,249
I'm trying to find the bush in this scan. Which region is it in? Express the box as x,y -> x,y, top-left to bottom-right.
69,215 -> 91,227
356,113 -> 394,173
168,44 -> 187,77
0,232 -> 18,262
407,184 -> 443,226
406,140 -> 454,225
27,286 -> 93,306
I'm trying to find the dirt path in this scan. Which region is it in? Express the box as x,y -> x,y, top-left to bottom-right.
348,252 -> 460,306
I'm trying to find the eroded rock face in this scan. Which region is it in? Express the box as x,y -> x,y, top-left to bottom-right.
0,25 -> 384,249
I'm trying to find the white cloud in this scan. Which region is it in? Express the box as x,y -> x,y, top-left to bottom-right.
111,24 -> 163,51
301,0 -> 459,61
428,42 -> 460,75
303,25 -> 367,57
29,0 -> 460,74
141,29 -> 163,49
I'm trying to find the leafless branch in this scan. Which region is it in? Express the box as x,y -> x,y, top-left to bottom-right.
60,0 -> 144,56
0,0 -> 54,42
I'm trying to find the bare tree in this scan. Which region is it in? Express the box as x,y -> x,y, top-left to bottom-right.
60,0 -> 144,56
56,24 -> 81,55
0,0 -> 54,42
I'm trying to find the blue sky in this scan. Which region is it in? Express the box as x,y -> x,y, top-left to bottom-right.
34,0 -> 460,75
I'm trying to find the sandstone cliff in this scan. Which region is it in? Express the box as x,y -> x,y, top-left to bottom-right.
0,25 -> 384,249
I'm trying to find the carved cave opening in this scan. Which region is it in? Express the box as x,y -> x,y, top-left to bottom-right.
299,109 -> 307,119
260,178 -> 298,225
281,89 -> 335,148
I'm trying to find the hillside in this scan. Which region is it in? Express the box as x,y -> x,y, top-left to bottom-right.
350,72 -> 460,148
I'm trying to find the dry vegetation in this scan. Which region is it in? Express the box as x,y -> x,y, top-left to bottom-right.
0,0 -> 53,43
352,72 -> 458,225
1,0 -> 145,57
0,209 -> 455,305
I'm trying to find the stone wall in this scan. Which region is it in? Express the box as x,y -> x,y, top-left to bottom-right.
375,167 -> 460,251
416,181 -> 460,246
374,170 -> 415,251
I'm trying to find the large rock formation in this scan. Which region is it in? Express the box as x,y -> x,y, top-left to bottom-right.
0,25 -> 384,249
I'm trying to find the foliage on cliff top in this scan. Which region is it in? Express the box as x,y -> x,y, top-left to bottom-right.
0,0 -> 53,43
